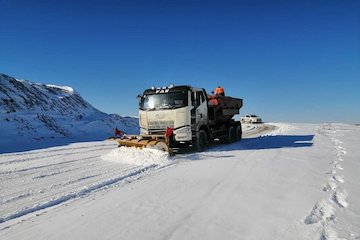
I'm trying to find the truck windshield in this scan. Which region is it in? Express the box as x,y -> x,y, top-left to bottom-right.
140,92 -> 188,110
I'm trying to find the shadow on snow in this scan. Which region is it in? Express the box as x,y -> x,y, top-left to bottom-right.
174,135 -> 315,161
1,134 -> 314,155
208,134 -> 315,152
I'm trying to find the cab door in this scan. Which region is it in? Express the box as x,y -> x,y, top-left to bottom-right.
191,90 -> 208,130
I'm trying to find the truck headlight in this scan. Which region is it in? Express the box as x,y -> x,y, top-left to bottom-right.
140,128 -> 149,135
173,126 -> 192,141
175,126 -> 191,135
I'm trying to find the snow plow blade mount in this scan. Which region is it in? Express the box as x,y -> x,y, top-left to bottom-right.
110,135 -> 171,154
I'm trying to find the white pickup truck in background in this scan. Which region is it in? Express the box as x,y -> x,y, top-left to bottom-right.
241,114 -> 262,124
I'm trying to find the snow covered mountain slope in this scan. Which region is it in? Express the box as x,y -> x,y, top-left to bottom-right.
0,123 -> 359,240
0,73 -> 138,153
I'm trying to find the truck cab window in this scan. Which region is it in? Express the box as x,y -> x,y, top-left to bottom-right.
192,91 -> 201,107
191,92 -> 195,106
200,91 -> 205,103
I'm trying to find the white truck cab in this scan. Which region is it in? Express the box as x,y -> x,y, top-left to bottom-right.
137,85 -> 242,151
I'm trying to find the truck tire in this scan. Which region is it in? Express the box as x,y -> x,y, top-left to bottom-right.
235,125 -> 242,141
194,130 -> 208,152
226,126 -> 236,143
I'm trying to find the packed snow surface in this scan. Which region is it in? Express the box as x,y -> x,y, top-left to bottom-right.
0,123 -> 359,240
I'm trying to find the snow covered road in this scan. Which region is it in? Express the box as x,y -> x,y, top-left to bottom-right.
1,123 -> 359,239
0,123 -> 272,224
0,142 -> 160,223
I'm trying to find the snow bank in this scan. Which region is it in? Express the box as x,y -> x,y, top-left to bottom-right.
263,122 -> 295,135
46,84 -> 74,93
101,147 -> 170,166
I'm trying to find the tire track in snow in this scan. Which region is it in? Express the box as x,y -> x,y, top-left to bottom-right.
0,142 -> 112,158
0,164 -> 157,223
1,164 -> 131,219
0,144 -> 115,176
2,168 -> 101,208
0,140 -> 175,224
0,144 -> 114,165
304,124 -> 349,239
32,167 -> 78,180
0,157 -> 97,175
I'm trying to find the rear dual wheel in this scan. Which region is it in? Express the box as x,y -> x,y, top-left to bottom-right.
236,125 -> 242,141
226,125 -> 242,143
194,130 -> 208,152
226,126 -> 236,143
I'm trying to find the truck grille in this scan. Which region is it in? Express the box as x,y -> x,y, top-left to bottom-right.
149,130 -> 166,135
148,121 -> 174,130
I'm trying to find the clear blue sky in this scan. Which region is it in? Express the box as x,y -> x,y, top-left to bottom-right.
1,0 -> 359,123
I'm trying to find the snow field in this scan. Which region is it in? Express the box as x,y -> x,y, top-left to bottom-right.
0,123 -> 359,240
0,141 -> 165,223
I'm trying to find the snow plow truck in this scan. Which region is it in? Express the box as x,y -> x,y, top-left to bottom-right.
112,85 -> 243,154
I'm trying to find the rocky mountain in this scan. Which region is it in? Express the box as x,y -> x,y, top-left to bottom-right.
0,73 -> 138,153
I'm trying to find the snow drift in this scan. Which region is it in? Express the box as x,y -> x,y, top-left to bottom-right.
102,146 -> 170,166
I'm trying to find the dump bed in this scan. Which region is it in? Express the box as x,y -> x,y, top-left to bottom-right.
208,95 -> 243,124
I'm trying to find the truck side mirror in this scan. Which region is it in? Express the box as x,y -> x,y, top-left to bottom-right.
137,94 -> 142,107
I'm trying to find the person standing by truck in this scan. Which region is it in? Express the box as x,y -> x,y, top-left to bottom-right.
214,86 -> 225,96
114,127 -> 124,138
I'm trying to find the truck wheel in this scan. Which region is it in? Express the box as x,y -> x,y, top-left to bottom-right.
226,126 -> 236,143
235,125 -> 242,141
194,130 -> 208,152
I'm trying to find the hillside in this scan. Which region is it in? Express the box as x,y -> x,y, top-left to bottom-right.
0,73 -> 138,153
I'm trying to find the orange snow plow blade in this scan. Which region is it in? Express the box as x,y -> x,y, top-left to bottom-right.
109,135 -> 171,154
